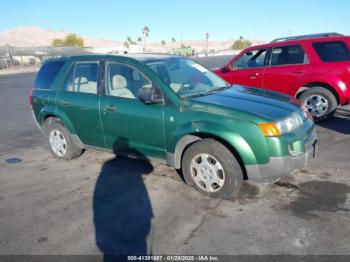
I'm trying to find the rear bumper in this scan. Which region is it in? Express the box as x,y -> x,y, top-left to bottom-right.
31,110 -> 43,132
246,130 -> 318,183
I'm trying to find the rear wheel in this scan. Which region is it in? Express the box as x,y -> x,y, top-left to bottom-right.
44,118 -> 83,160
182,139 -> 243,199
299,87 -> 337,121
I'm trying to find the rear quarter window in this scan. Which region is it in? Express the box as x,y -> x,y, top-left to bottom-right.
35,60 -> 65,89
312,41 -> 350,62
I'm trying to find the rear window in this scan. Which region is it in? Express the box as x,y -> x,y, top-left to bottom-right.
312,41 -> 350,62
35,60 -> 65,89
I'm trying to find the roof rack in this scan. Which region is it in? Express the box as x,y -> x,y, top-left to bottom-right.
271,33 -> 344,42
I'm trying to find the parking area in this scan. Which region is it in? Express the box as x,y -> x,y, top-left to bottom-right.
0,58 -> 350,255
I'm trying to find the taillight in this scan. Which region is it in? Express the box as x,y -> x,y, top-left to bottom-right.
29,89 -> 33,108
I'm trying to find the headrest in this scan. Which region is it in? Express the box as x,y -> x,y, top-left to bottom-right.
112,74 -> 127,90
75,77 -> 88,84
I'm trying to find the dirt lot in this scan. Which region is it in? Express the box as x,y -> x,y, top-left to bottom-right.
0,66 -> 350,256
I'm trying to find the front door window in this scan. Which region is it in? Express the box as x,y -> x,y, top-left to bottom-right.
231,49 -> 267,70
106,63 -> 152,99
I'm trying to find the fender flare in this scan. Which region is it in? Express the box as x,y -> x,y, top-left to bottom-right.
296,80 -> 347,105
37,107 -> 84,148
166,121 -> 266,169
38,107 -> 76,134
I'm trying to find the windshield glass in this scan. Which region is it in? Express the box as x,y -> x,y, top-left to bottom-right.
144,57 -> 230,98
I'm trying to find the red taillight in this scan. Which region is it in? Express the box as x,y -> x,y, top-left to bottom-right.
29,89 -> 33,108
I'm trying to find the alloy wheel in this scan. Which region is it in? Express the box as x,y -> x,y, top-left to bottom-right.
303,94 -> 329,117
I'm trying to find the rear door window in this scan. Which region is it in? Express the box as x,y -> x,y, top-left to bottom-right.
312,41 -> 350,62
64,62 -> 99,94
35,60 -> 65,89
270,45 -> 308,66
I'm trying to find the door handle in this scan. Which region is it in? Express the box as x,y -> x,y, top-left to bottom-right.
293,69 -> 305,74
249,72 -> 260,79
105,105 -> 117,112
61,99 -> 70,106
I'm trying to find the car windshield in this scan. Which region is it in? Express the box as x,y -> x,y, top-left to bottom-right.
144,57 -> 230,98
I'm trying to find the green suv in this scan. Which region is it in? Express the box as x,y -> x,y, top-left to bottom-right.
30,54 -> 317,198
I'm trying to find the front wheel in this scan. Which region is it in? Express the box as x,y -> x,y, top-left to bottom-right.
299,87 -> 337,121
182,139 -> 243,199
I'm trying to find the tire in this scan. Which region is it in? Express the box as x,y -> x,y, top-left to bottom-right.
182,138 -> 243,199
44,118 -> 83,160
299,87 -> 337,121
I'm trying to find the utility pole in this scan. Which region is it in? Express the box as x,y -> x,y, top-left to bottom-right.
180,30 -> 183,55
6,44 -> 14,67
205,33 -> 209,56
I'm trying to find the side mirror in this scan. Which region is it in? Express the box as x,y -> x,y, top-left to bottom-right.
138,84 -> 164,105
224,63 -> 239,72
222,64 -> 231,73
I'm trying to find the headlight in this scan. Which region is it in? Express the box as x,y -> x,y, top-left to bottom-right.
275,113 -> 304,134
259,112 -> 304,137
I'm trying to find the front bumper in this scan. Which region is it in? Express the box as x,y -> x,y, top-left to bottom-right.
246,129 -> 318,183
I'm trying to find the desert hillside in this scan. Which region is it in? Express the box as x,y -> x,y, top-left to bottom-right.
0,26 -> 264,51
0,26 -> 121,47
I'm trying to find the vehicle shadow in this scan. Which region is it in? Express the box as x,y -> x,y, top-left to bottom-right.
93,138 -> 154,260
317,107 -> 350,135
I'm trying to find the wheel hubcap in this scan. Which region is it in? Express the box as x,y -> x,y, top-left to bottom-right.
49,129 -> 67,157
190,153 -> 225,193
303,95 -> 328,117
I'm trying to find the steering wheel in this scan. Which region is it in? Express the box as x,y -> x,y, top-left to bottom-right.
236,63 -> 248,69
177,79 -> 194,95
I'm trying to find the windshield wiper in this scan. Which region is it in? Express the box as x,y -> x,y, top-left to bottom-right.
180,85 -> 231,99
180,91 -> 209,99
206,85 -> 231,94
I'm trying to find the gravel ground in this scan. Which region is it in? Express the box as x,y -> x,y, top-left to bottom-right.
0,60 -> 350,256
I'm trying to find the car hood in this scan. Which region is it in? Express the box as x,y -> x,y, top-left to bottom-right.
188,85 -> 301,121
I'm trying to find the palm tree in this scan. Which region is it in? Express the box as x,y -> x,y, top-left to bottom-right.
161,40 -> 166,53
171,38 -> 176,43
142,26 -> 150,52
126,36 -> 137,46
123,41 -> 130,53
137,37 -> 142,42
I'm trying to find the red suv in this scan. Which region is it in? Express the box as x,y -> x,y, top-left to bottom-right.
214,33 -> 350,120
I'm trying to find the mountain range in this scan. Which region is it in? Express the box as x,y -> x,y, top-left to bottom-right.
0,26 -> 264,51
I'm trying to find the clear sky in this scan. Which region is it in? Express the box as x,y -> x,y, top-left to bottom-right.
1,0 -> 349,42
